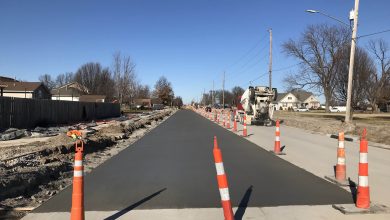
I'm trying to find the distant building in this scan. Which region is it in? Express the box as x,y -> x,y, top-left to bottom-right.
79,95 -> 106,103
273,91 -> 320,110
151,98 -> 163,105
0,81 -> 51,99
0,76 -> 17,82
51,82 -> 89,101
134,99 -> 152,108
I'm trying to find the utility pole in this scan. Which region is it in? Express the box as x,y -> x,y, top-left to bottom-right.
345,0 -> 360,123
203,88 -> 206,106
222,72 -> 225,109
212,80 -> 215,106
268,29 -> 273,90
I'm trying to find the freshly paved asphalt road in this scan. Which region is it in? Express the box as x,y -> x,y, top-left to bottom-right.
34,110 -> 352,213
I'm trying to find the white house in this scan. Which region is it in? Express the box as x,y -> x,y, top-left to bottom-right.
51,82 -> 89,101
273,91 -> 320,110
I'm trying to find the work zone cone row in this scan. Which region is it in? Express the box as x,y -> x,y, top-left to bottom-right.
233,111 -> 237,132
357,128 -> 370,209
213,136 -> 234,220
336,132 -> 347,182
226,112 -> 230,129
242,114 -> 247,137
71,140 -> 85,220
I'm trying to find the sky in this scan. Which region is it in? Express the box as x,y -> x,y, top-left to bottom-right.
1,0 -> 390,104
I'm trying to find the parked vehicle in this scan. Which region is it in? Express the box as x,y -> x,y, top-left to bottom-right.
152,104 -> 165,110
295,107 -> 309,112
205,106 -> 212,112
329,106 -> 346,112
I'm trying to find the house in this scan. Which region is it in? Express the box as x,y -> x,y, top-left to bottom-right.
0,81 -> 51,99
79,95 -> 106,103
51,82 -> 89,101
134,99 -> 152,108
0,76 -> 17,82
291,90 -> 321,109
273,91 -> 320,110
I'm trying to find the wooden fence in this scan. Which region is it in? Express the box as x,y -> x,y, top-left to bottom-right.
0,97 -> 120,130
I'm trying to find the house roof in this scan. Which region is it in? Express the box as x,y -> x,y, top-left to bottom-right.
1,81 -> 45,92
273,91 -> 318,104
51,82 -> 89,95
273,93 -> 287,103
79,95 -> 106,102
0,76 -> 18,82
291,91 -> 314,102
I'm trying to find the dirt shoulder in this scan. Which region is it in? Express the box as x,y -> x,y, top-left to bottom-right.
0,109 -> 176,219
273,111 -> 390,146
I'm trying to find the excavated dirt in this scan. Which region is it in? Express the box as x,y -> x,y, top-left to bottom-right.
274,111 -> 390,145
0,109 -> 175,219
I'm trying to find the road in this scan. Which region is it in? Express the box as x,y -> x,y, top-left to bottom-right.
26,110 -> 352,219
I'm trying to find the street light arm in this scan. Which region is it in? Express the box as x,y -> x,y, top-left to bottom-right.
305,9 -> 350,28
317,11 -> 351,27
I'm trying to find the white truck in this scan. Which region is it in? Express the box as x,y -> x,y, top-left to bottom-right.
240,86 -> 277,126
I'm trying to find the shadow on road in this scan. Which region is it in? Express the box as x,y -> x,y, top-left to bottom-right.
348,178 -> 357,203
234,185 -> 253,220
104,188 -> 167,220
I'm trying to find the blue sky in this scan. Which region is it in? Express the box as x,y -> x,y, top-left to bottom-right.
1,0 -> 390,103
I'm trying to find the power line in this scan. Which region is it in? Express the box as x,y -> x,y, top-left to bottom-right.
223,32 -> 268,71
273,62 -> 302,72
358,29 -> 390,39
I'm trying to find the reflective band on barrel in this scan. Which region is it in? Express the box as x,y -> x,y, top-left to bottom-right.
338,142 -> 344,148
219,188 -> 230,201
276,127 -> 280,132
74,160 -> 83,166
275,136 -> 280,141
359,176 -> 369,187
215,162 -> 225,175
360,153 -> 368,163
74,170 -> 83,177
337,157 -> 346,165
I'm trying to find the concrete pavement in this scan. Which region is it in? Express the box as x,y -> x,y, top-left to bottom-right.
23,110 -> 354,219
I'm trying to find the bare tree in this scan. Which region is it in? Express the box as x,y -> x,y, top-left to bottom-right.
366,39 -> 390,112
135,84 -> 151,98
283,24 -> 350,112
334,46 -> 376,107
39,74 -> 55,90
55,72 -> 74,87
74,62 -> 115,100
153,76 -> 174,105
173,96 -> 183,108
112,52 -> 137,104
231,86 -> 245,105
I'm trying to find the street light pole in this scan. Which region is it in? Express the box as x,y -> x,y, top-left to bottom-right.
345,0 -> 360,123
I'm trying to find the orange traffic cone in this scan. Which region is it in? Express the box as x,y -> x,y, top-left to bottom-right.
356,128 -> 370,209
242,114 -> 247,137
273,120 -> 285,155
213,136 -> 234,220
233,111 -> 237,132
71,140 -> 85,220
335,132 -> 347,182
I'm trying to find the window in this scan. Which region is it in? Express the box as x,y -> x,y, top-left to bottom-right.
288,97 -> 292,100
